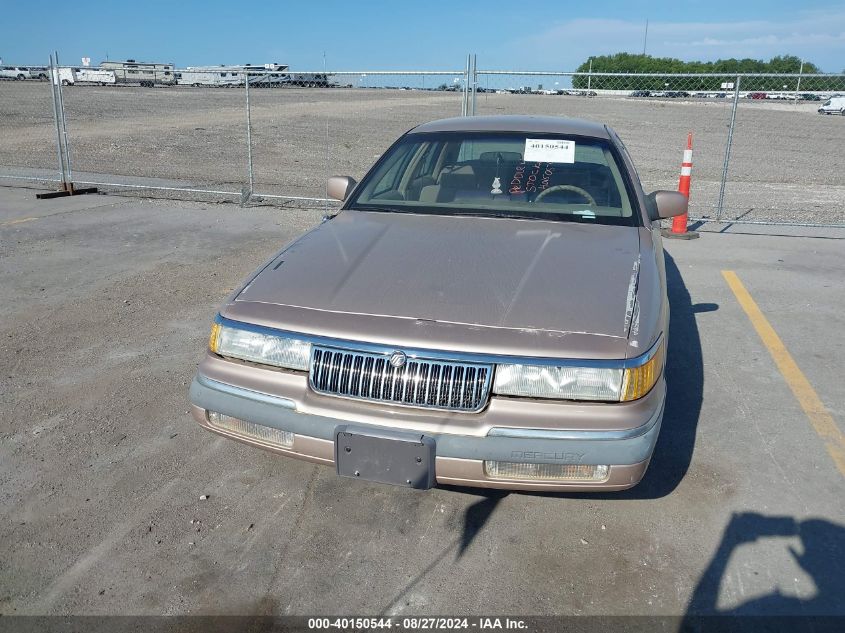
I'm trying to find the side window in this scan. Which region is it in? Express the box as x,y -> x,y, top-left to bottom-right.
373,157 -> 405,196
358,143 -> 419,200
373,145 -> 416,197
402,142 -> 441,184
456,142 -> 474,163
418,143 -> 442,179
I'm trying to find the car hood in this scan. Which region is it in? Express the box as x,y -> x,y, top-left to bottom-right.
235,211 -> 641,343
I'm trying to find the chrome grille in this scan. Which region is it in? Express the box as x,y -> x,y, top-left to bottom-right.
309,346 -> 492,412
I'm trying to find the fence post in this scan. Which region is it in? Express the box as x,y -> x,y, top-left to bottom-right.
716,75 -> 741,222
470,54 -> 478,116
243,71 -> 255,205
461,54 -> 470,116
794,61 -> 804,104
48,54 -> 68,190
54,52 -> 74,187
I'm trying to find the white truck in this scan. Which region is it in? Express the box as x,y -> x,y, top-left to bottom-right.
0,66 -> 29,80
818,96 -> 845,115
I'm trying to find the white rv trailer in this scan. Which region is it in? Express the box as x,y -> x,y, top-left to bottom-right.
100,60 -> 176,86
176,63 -> 292,87
50,67 -> 117,86
177,67 -> 244,87
50,67 -> 75,85
244,63 -> 290,87
74,68 -> 116,85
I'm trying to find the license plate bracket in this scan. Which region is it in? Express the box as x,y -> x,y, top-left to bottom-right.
334,425 -> 435,489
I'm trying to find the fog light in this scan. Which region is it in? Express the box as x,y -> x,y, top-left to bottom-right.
483,461 -> 609,482
206,411 -> 294,448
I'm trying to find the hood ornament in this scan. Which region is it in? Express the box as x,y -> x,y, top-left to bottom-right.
389,350 -> 407,368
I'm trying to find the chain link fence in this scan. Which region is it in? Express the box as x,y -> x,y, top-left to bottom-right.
247,71 -> 465,207
0,76 -> 59,184
721,73 -> 845,226
1,57 -> 843,225
472,69 -> 845,226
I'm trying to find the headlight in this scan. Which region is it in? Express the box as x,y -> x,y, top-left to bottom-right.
493,339 -> 663,402
493,364 -> 623,401
209,319 -> 311,371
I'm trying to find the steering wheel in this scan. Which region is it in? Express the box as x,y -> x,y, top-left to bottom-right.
534,185 -> 596,205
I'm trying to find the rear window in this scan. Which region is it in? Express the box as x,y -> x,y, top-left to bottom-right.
348,131 -> 638,226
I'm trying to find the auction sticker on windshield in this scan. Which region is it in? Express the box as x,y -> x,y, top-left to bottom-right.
524,138 -> 575,163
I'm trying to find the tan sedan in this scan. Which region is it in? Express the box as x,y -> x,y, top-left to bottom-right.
189,115 -> 687,491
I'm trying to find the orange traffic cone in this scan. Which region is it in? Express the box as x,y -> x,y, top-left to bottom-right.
662,132 -> 699,240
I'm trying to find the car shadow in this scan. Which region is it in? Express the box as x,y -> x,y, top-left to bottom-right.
456,490 -> 509,558
375,491 -> 511,614
683,511 -> 845,624
624,251 -> 715,499
543,252 -> 712,499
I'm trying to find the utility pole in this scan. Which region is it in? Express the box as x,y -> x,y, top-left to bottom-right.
642,19 -> 649,56
588,57 -> 593,90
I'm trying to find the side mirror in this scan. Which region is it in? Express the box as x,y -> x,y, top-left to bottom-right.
646,190 -> 688,221
327,176 -> 357,202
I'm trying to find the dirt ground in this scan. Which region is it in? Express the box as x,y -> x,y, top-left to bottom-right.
0,83 -> 843,223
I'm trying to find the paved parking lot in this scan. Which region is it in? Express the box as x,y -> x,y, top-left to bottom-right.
1,185 -> 843,617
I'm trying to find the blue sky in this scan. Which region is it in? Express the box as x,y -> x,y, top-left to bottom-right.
2,1 -> 844,71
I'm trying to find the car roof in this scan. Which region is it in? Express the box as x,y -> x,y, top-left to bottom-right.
409,115 -> 611,140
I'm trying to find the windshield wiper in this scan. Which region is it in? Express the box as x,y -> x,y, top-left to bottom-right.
351,206 -> 593,223
350,205 -> 411,214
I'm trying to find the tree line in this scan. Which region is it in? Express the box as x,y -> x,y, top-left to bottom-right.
571,54 -> 844,91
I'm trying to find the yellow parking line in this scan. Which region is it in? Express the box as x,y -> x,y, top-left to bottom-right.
722,270 -> 845,476
0,216 -> 38,227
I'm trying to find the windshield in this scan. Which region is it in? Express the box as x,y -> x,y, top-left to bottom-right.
347,131 -> 639,226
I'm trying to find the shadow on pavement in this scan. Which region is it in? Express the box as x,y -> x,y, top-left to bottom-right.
684,511 -> 845,620
457,490 -> 509,558
628,251 -> 712,498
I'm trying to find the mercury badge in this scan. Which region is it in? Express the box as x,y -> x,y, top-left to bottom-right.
389,350 -> 407,368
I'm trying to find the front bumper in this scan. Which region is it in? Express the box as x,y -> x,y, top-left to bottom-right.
188,371 -> 664,492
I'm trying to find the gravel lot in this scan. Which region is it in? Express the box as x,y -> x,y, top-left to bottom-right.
0,83 -> 843,223
1,186 -> 844,620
